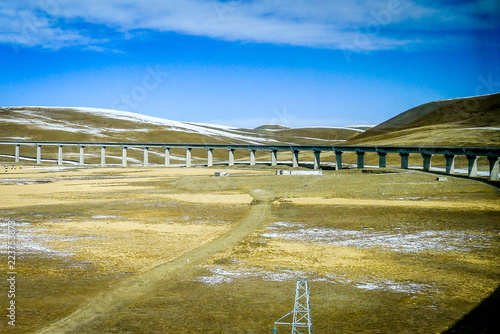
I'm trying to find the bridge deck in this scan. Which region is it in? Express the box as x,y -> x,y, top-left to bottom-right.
0,141 -> 498,157
0,141 -> 498,180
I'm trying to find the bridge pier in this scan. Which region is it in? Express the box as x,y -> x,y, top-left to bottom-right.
377,152 -> 387,168
445,154 -> 455,174
101,146 -> 106,167
271,150 -> 278,166
143,147 -> 149,167
15,145 -> 20,163
36,145 -> 42,164
58,145 -> 63,165
422,153 -> 432,171
2,142 -> 497,177
292,150 -> 299,168
165,148 -> 170,167
400,153 -> 409,169
186,148 -> 192,167
356,151 -> 365,169
313,151 -> 321,170
228,149 -> 235,166
488,156 -> 499,180
122,147 -> 128,167
79,146 -> 85,165
335,151 -> 343,170
250,149 -> 256,166
207,148 -> 213,167
466,155 -> 478,177
227,148 -> 234,166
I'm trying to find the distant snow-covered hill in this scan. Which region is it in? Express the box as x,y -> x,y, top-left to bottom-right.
0,106 -> 360,145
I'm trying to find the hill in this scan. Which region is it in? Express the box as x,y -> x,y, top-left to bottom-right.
254,124 -> 290,130
0,106 -> 360,146
2,92 -> 498,153
348,93 -> 500,147
0,107 -> 364,164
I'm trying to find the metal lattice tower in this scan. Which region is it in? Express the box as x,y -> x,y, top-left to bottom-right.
273,279 -> 313,334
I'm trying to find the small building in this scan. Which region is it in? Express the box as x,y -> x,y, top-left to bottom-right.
276,169 -> 323,176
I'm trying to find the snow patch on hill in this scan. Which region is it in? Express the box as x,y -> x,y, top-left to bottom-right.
76,107 -> 235,131
6,107 -> 279,144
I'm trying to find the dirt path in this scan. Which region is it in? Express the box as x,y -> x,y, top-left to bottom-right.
35,198 -> 270,334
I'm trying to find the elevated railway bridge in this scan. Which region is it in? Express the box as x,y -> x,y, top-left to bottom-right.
0,141 -> 499,180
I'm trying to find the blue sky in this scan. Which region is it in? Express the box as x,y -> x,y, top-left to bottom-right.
0,0 -> 499,127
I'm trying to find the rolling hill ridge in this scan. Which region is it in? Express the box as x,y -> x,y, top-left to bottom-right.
0,106 -> 359,146
349,93 -> 500,147
1,92 -> 499,150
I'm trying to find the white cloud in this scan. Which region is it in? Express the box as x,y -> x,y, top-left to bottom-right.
0,1 -> 106,50
1,0 -> 498,51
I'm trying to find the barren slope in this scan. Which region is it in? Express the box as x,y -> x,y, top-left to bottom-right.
349,93 -> 500,147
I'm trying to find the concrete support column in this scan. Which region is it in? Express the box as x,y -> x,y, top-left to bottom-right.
466,155 -> 478,177
335,151 -> 343,170
444,154 -> 455,174
313,151 -> 321,170
143,147 -> 149,167
207,149 -> 213,167
271,150 -> 278,166
100,146 -> 106,167
488,156 -> 499,180
399,153 -> 409,169
186,148 -> 192,168
15,145 -> 20,163
58,145 -> 63,165
79,146 -> 85,166
356,151 -> 365,169
165,148 -> 170,167
250,149 -> 256,166
122,147 -> 128,167
36,145 -> 42,164
292,150 -> 299,168
422,153 -> 433,172
228,149 -> 235,166
377,152 -> 387,168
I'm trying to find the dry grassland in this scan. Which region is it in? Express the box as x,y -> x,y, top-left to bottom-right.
0,164 -> 498,333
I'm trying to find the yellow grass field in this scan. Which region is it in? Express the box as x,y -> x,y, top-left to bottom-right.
0,164 -> 499,333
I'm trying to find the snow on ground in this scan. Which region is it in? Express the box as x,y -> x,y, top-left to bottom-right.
291,126 -> 368,132
463,127 -> 500,131
91,215 -> 120,219
195,265 -> 312,285
194,265 -> 436,294
292,136 -> 347,142
354,279 -> 436,294
270,221 -> 305,228
1,178 -> 54,185
261,222 -> 493,253
0,117 -> 103,135
6,107 -> 279,144
0,220 -> 79,257
351,164 -> 490,177
423,166 -> 489,177
72,107 -> 278,144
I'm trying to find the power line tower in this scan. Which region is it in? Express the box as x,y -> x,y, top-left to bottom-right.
273,279 -> 313,334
